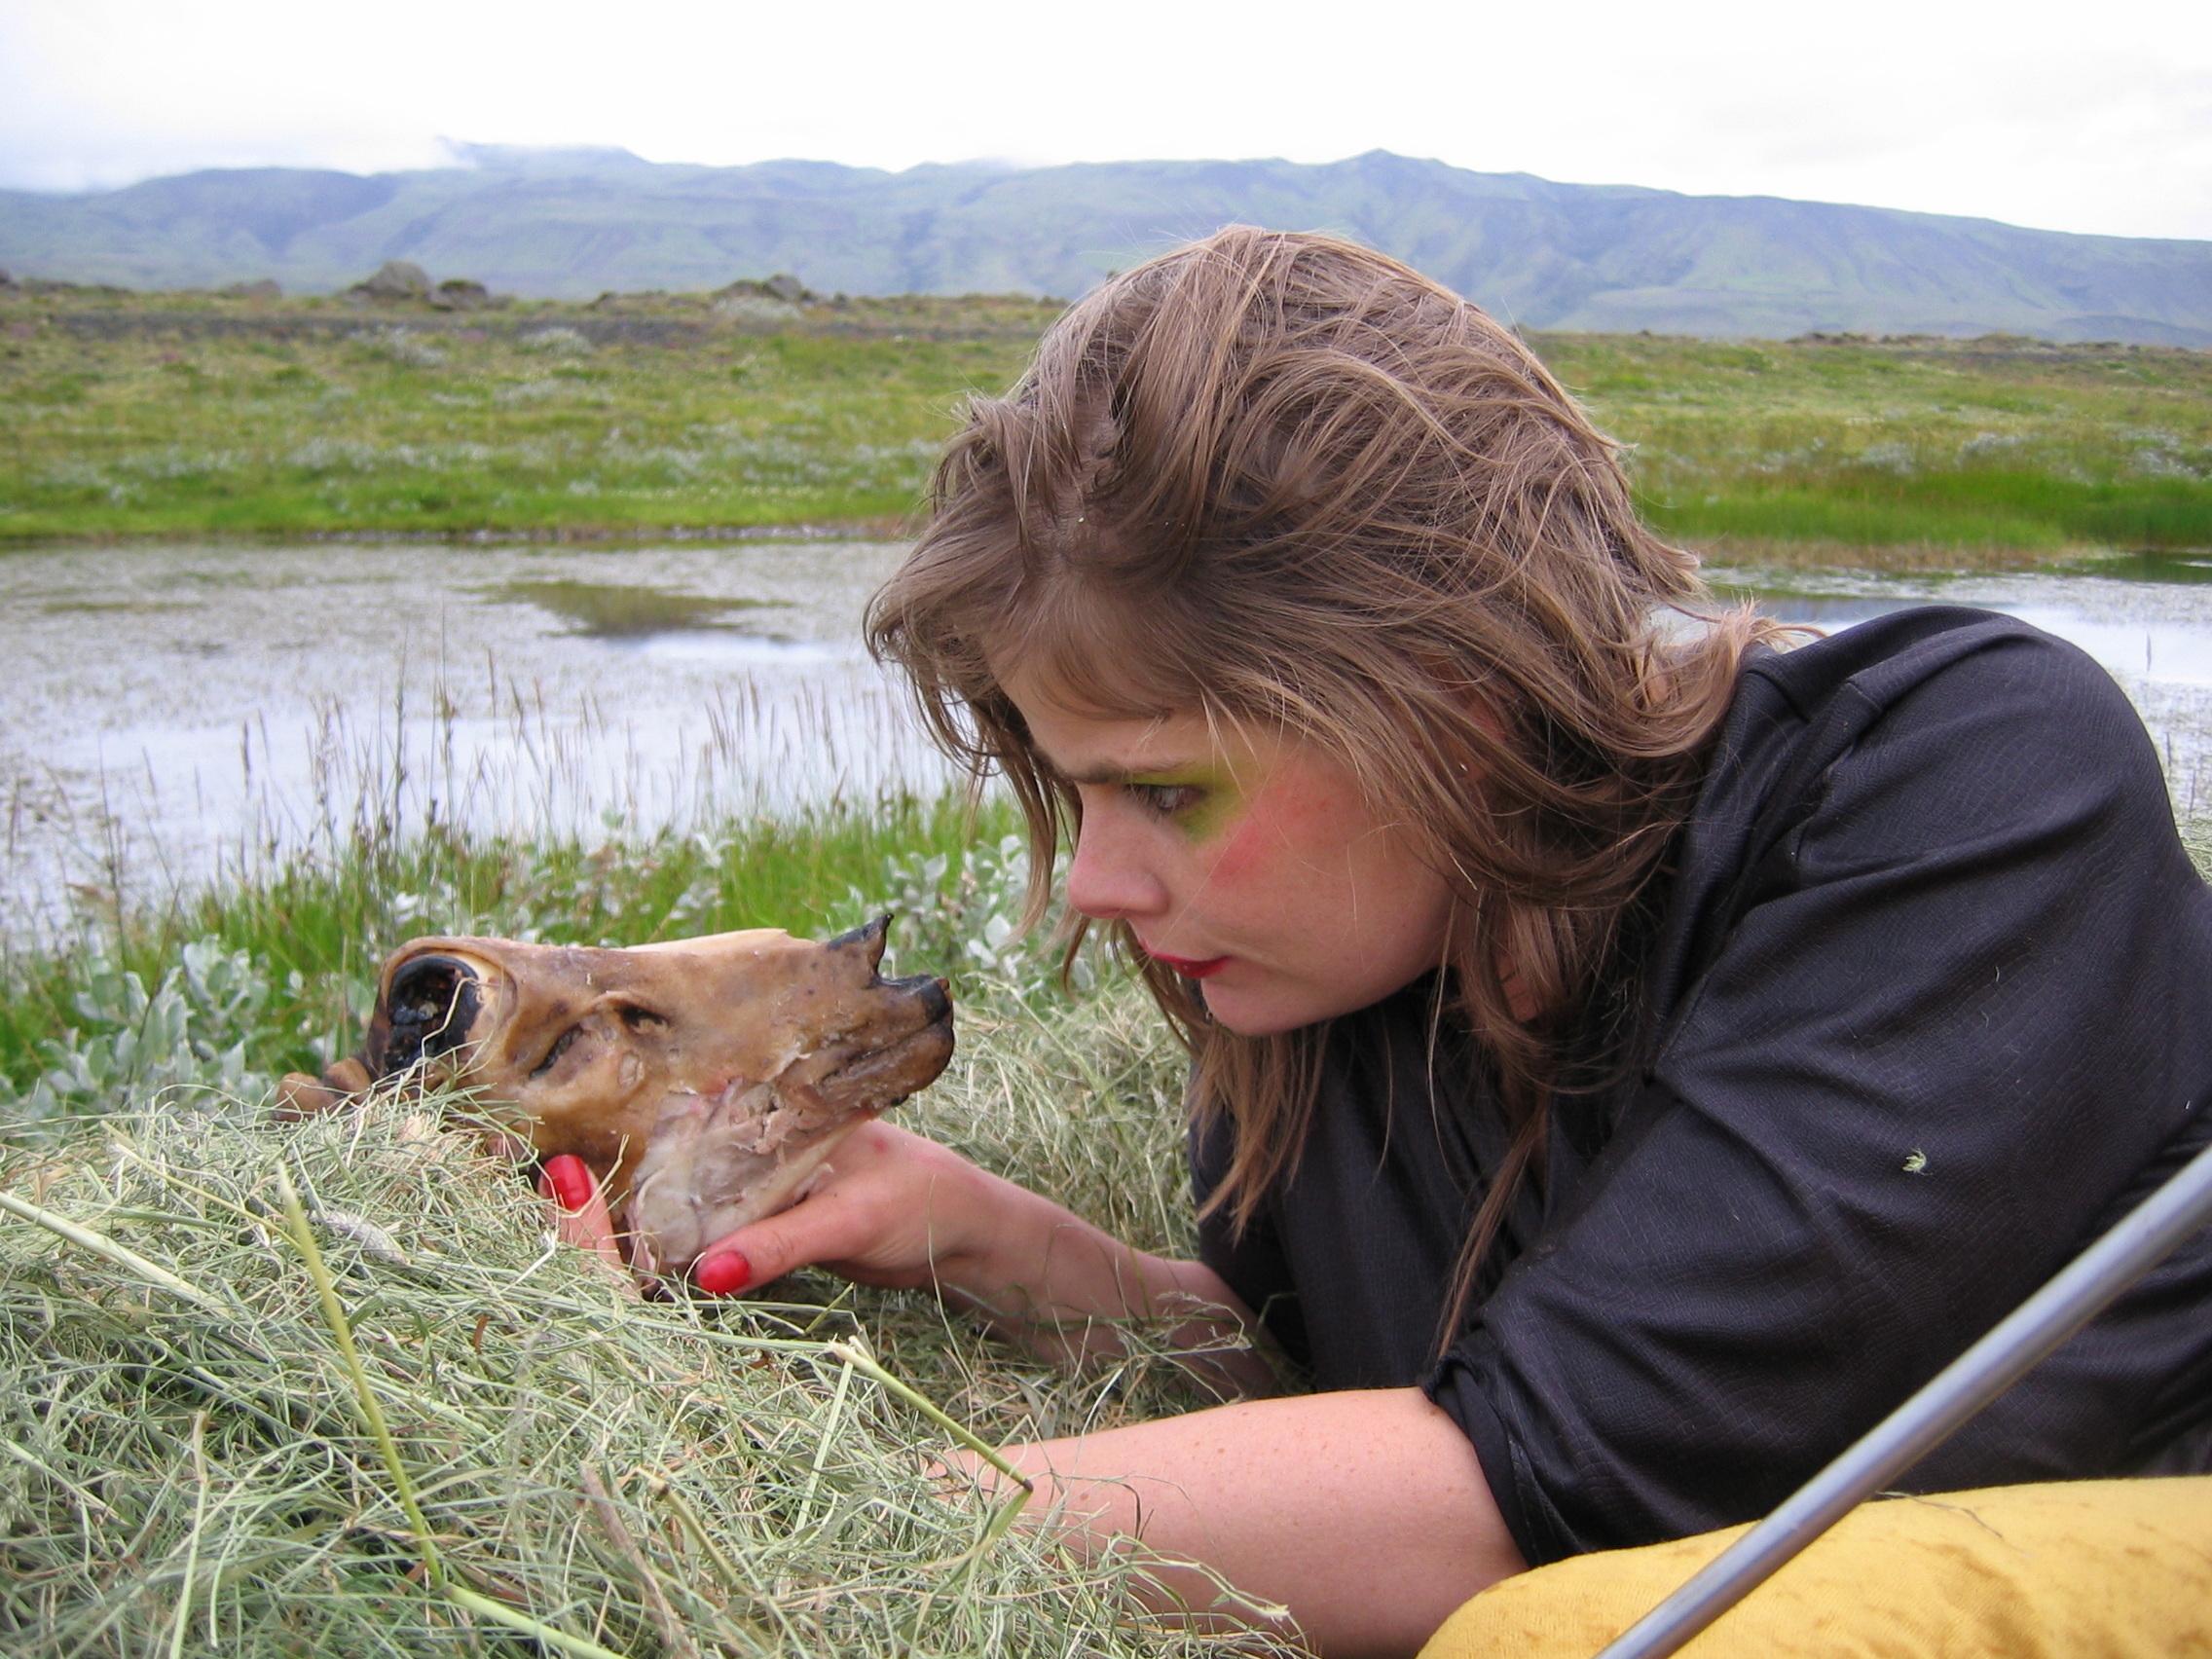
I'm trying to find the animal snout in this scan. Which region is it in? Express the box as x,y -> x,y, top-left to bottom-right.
888,972 -> 951,1023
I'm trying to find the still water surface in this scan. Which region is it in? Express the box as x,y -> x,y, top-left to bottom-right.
5,542 -> 2210,943
1714,554 -> 2212,816
1,540 -> 949,941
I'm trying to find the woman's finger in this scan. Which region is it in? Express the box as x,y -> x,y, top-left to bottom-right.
692,1181 -> 893,1295
538,1154 -> 626,1268
680,1123 -> 995,1297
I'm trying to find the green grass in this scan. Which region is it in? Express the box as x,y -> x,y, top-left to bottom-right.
0,290 -> 1052,541
485,578 -> 781,637
7,287 -> 2210,562
1537,332 -> 2212,563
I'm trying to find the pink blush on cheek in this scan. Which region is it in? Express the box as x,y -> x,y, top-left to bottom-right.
1204,818 -> 1265,888
1203,772 -> 1337,889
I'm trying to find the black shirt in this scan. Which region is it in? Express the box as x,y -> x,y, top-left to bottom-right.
1192,608 -> 2212,1564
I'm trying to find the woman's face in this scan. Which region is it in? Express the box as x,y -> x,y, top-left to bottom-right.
1007,677 -> 1458,1037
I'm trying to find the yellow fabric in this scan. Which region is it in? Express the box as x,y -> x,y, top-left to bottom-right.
1420,1477 -> 2212,1659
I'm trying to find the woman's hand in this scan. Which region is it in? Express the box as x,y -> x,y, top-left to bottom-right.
536,1153 -> 637,1297
683,1121 -> 1017,1299
536,1125 -> 1279,1394
534,1124 -> 1002,1292
692,1124 -> 1279,1392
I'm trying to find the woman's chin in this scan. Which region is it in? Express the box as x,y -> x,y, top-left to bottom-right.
1198,979 -> 1334,1039
1198,964 -> 1433,1038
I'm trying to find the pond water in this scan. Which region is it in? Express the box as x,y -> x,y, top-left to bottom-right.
4,541 -> 2209,945
1711,553 -> 2212,819
0,539 -> 956,943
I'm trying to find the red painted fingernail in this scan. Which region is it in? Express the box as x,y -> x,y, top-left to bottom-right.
543,1155 -> 594,1212
694,1251 -> 752,1296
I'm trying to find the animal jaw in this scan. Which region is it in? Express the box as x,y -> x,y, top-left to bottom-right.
627,1085 -> 865,1274
277,916 -> 953,1274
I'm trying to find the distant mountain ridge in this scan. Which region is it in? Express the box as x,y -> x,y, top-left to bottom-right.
4,148 -> 2209,346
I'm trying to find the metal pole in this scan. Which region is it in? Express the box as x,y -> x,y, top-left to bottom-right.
1594,1133 -> 2212,1659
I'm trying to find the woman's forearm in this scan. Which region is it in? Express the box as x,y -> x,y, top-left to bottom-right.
938,1166 -> 1279,1395
973,1386 -> 1525,1658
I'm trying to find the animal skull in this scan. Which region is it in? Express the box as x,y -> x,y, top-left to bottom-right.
277,917 -> 953,1274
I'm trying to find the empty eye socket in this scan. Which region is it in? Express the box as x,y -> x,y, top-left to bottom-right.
532,1026 -> 582,1079
530,1005 -> 666,1078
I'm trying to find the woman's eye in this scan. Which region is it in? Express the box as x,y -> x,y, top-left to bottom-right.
1128,782 -> 1205,817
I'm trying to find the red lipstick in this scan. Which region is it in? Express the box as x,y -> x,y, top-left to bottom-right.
1146,949 -> 1231,979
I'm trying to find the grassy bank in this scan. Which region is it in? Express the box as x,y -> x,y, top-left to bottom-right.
0,289 -> 1051,541
1541,331 -> 2212,562
5,284 -> 2208,561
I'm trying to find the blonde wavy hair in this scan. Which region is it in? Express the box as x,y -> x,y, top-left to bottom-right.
867,227 -> 1774,1329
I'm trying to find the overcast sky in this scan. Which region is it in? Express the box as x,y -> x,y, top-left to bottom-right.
3,0 -> 2208,240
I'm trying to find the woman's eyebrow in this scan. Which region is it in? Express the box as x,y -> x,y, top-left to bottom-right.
1058,761 -> 1141,785
1058,759 -> 1202,786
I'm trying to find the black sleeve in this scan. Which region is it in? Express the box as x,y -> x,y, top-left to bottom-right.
1190,1109 -> 1311,1368
1425,624 -> 2212,1562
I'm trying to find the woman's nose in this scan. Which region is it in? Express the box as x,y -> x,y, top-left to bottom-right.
1065,812 -> 1169,921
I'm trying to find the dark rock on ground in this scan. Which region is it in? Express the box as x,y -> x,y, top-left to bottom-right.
345,260 -> 432,304
715,274 -> 816,305
430,277 -> 499,310
14,276 -> 130,297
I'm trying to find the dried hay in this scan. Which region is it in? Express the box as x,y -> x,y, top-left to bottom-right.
0,983 -> 1283,1657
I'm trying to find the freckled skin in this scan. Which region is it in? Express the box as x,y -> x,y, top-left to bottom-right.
1007,674 -> 1457,1037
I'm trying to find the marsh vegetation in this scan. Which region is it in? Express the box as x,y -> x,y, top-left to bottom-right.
1546,332 -> 2212,562
5,284 -> 2209,558
0,289 -> 1058,541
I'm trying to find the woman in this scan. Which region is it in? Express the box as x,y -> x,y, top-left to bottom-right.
548,229 -> 2212,1657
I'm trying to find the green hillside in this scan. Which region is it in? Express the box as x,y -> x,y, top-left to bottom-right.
3,283 -> 2207,557
5,149 -> 2211,345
